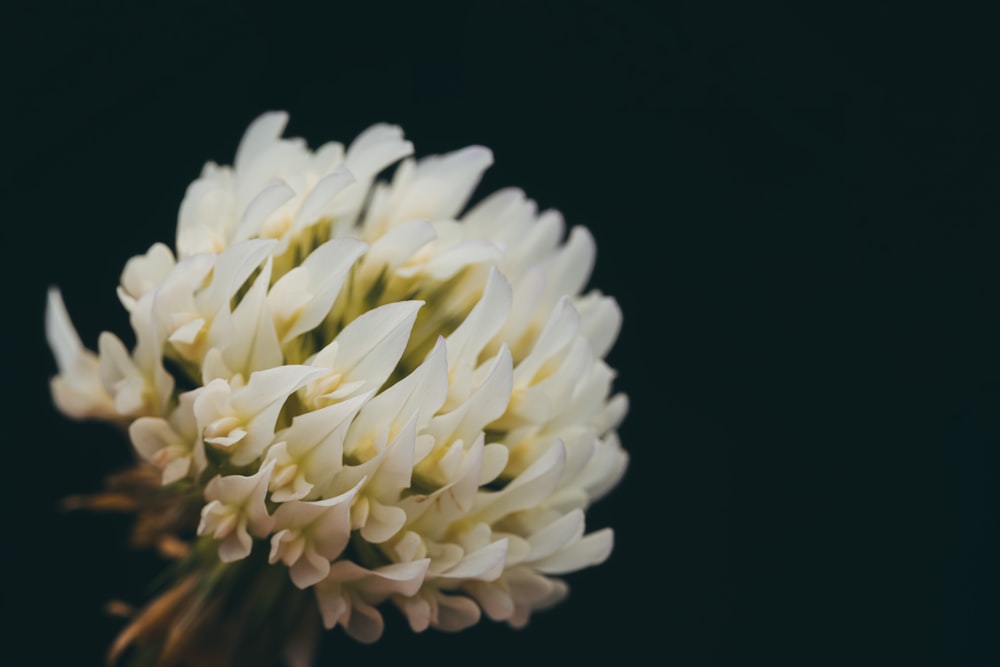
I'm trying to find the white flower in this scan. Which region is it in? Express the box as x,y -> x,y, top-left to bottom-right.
192,365 -> 324,466
315,559 -> 430,643
198,459 -> 276,562
130,390 -> 205,485
45,288 -> 117,420
269,479 -> 364,588
46,111 -> 629,652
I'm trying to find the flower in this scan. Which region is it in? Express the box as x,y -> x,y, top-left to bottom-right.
47,112 -> 628,665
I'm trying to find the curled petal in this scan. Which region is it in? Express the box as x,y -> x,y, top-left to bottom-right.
45,288 -> 117,420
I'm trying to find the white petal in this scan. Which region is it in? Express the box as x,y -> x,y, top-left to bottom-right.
359,500 -> 407,544
295,166 -> 355,225
362,559 -> 430,598
533,528 -> 614,575
232,179 -> 296,243
220,258 -> 283,376
270,238 -> 368,344
395,239 -> 502,280
344,338 -> 448,459
444,266 -> 512,375
525,509 -> 585,562
398,594 -> 432,633
356,218 -> 436,286
438,539 -> 508,582
327,300 -> 423,394
574,293 -> 622,359
395,146 -> 493,222
541,225 -> 596,303
45,289 -> 116,419
480,443 -> 509,486
316,587 -> 350,630
433,594 -> 481,632
428,345 -> 512,448
196,238 -> 277,316
236,364 -> 326,417
118,243 -> 175,307
475,441 -> 566,524
579,432 -> 629,503
235,111 -> 290,173
176,165 -> 236,256
97,332 -> 148,417
464,580 -> 515,621
129,417 -> 185,469
345,123 -> 413,180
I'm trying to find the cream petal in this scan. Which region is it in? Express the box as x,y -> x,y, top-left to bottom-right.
344,601 -> 384,644
232,179 -> 296,243
295,166 -> 355,226
327,300 -> 423,394
437,539 -> 508,582
282,391 -> 370,460
97,332 -> 148,417
270,238 -> 368,344
222,258 -> 283,376
129,417 -> 186,471
167,317 -> 204,346
557,427 -> 601,490
359,500 -> 407,544
579,432 -> 629,503
598,393 -> 630,434
487,265 -> 545,360
356,218 -> 437,286
512,297 -> 580,388
397,593 -> 432,633
309,141 -> 346,175
540,225 -> 596,304
550,361 -> 615,432
234,111 -> 290,173
444,266 -> 512,377
367,415 -> 416,499
119,242 -> 176,307
480,443 -> 509,486
270,478 -> 365,585
433,594 -> 481,632
345,123 -> 413,181
344,338 -> 448,459
463,580 -> 515,621
461,187 -> 529,238
362,560 -> 430,598
524,509 -> 586,562
161,457 -> 191,486
267,392 -> 371,500
508,209 -> 566,272
316,586 -> 350,630
427,345 -> 512,448
506,568 -> 558,607
395,239 -> 502,281
532,528 -> 613,575
235,364 -> 326,417
392,531 -> 424,563
46,296 -> 117,420
574,292 -> 622,359
217,522 -> 254,563
196,238 -> 277,316
393,146 -> 493,223
474,441 -> 566,524
199,460 -> 275,562
176,166 -> 236,256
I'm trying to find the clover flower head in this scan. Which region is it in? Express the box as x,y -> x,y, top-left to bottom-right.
47,112 -> 628,665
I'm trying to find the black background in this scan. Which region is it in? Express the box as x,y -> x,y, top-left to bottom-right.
5,2 -> 999,665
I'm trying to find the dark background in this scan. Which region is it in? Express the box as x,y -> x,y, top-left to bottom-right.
5,2 -> 999,665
